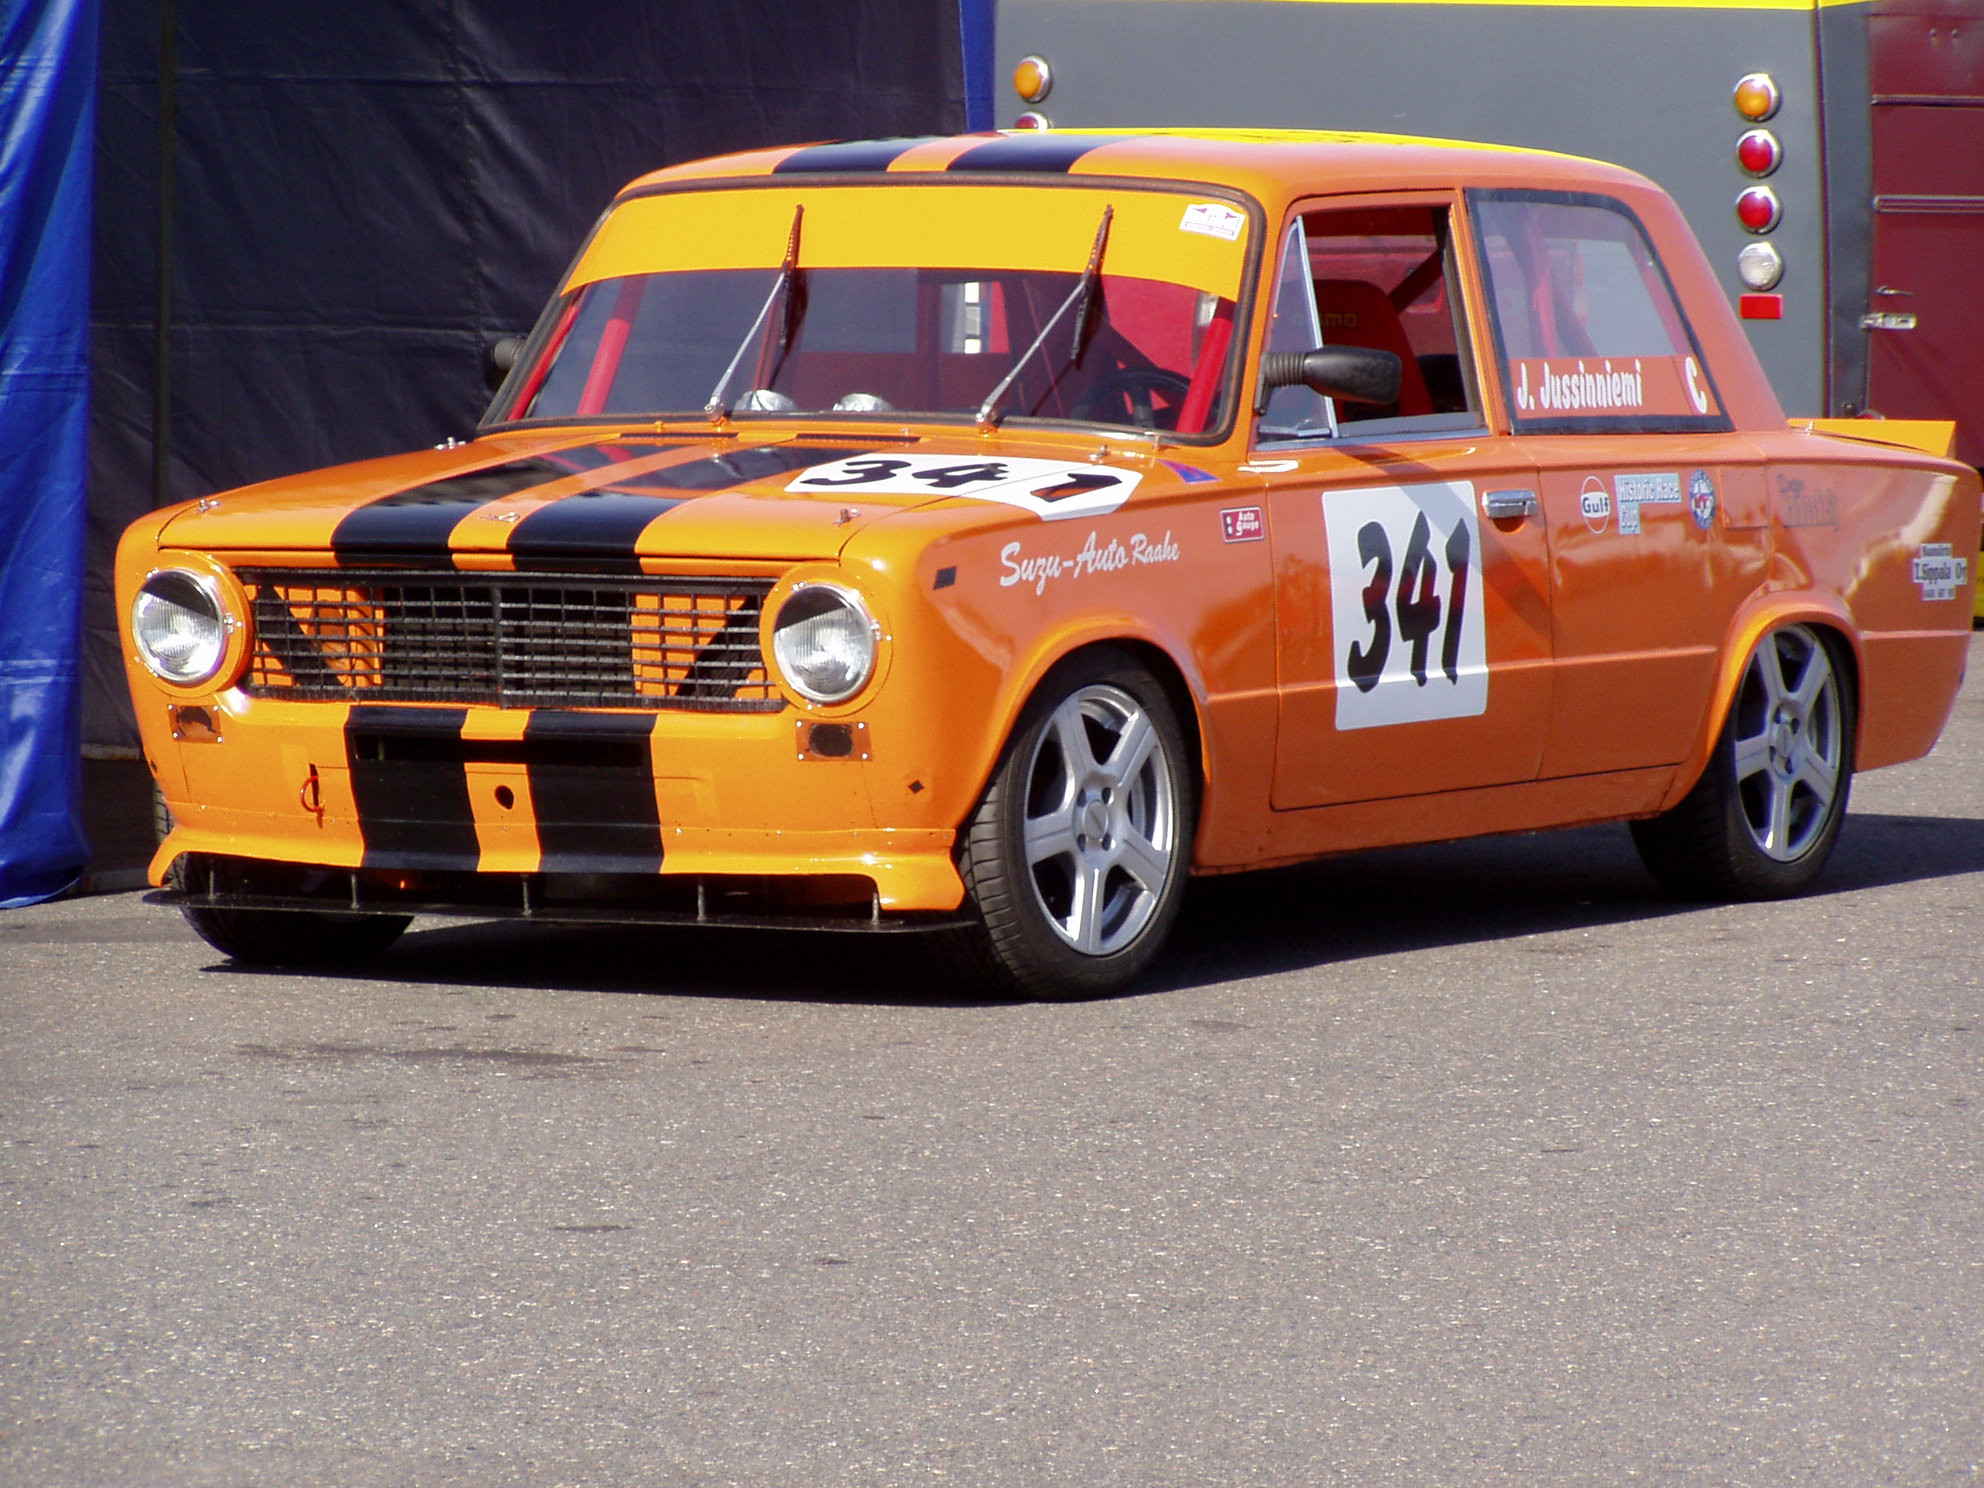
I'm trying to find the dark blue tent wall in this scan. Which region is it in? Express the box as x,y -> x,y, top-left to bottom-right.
84,1 -> 985,763
0,0 -> 96,905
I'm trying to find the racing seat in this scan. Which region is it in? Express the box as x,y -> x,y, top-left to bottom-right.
1310,279 -> 1433,419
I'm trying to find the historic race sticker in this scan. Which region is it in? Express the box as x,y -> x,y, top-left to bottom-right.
1615,471 -> 1682,535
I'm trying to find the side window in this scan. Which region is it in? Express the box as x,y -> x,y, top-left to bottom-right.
1471,192 -> 1727,431
1257,203 -> 1483,444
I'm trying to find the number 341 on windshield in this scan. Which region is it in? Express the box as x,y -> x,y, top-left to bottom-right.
1323,482 -> 1488,731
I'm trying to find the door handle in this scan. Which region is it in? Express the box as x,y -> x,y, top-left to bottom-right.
1482,488 -> 1538,520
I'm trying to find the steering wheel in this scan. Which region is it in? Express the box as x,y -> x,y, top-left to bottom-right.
1072,368 -> 1193,429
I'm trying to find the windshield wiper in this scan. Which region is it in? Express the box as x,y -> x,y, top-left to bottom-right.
705,204 -> 805,422
975,205 -> 1113,431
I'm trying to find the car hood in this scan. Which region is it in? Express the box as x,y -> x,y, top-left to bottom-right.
154,432 -> 1200,565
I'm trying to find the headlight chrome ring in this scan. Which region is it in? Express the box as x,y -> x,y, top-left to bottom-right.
131,568 -> 234,687
771,583 -> 879,705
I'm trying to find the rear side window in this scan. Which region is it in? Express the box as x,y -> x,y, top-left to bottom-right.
1470,191 -> 1728,433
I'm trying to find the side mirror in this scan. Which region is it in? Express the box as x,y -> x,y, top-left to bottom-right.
486,335 -> 528,393
1258,346 -> 1402,408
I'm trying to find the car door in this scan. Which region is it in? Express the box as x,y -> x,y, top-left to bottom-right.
1266,196 -> 1556,810
1468,190 -> 1772,778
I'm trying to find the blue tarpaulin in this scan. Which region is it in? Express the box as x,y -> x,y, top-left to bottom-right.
0,0 -> 95,905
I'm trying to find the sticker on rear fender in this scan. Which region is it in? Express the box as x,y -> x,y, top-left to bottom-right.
788,455 -> 1141,521
1324,481 -> 1487,730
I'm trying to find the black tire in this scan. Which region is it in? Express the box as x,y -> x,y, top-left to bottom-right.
947,649 -> 1197,1000
1631,623 -> 1855,899
181,904 -> 411,967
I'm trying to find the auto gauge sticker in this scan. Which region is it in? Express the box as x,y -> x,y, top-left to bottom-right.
1324,481 -> 1486,731
788,454 -> 1141,521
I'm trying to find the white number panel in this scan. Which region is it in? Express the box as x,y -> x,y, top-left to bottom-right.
1323,481 -> 1487,731
788,454 -> 1141,521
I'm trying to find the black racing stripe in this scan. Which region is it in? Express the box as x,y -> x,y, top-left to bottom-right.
329,445 -> 663,559
507,492 -> 689,573
503,446 -> 853,571
944,134 -> 1138,174
522,712 -> 664,874
630,444 -> 864,491
771,138 -> 938,174
345,707 -> 480,870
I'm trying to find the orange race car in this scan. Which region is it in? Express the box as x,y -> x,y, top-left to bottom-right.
118,129 -> 1980,999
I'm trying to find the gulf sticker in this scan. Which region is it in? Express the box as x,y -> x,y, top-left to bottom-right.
1324,481 -> 1487,732
1509,355 -> 1718,421
788,454 -> 1141,521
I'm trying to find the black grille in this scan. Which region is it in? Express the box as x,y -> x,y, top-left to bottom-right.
239,568 -> 782,711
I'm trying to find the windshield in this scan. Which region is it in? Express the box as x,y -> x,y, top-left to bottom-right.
493,184 -> 1251,436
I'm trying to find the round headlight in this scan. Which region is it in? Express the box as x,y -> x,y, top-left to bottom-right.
772,584 -> 877,704
131,569 -> 230,685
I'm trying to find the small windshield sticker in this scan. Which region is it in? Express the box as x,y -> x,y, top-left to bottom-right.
999,529 -> 1180,594
1689,469 -> 1717,529
1913,543 -> 1969,601
1580,476 -> 1611,534
1180,202 -> 1245,241
1221,507 -> 1265,543
789,454 -> 1141,521
1615,471 -> 1682,535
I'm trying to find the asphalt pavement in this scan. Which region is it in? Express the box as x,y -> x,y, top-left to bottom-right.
4,640 -> 1981,1487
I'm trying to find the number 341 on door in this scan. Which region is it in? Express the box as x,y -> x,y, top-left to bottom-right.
1323,482 -> 1488,732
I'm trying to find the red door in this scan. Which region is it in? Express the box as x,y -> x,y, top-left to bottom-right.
1866,0 -> 1984,469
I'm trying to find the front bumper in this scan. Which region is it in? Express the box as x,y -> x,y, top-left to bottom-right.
153,851 -> 970,933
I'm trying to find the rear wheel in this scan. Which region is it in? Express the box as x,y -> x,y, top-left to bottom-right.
1631,623 -> 1853,899
950,651 -> 1196,1000
181,904 -> 411,966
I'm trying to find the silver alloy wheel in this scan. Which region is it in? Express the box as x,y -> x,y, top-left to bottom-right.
1730,624 -> 1843,861
1020,682 -> 1178,955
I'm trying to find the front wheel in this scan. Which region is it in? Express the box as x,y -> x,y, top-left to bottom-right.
950,651 -> 1197,1000
1631,623 -> 1854,899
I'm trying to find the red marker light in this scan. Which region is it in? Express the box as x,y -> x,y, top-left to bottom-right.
1012,111 -> 1051,131
1739,294 -> 1783,320
1736,186 -> 1782,233
1737,128 -> 1781,177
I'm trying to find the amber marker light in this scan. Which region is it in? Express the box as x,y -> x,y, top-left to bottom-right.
1734,72 -> 1781,121
1013,54 -> 1052,104
1736,185 -> 1782,234
1737,128 -> 1782,177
